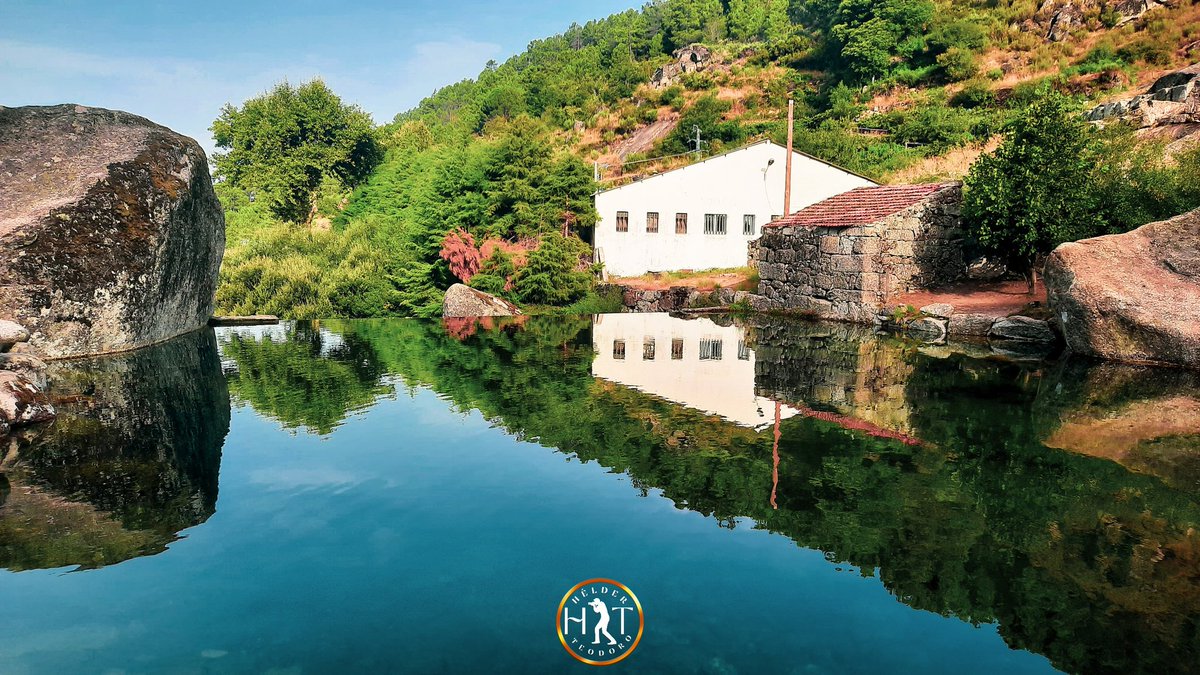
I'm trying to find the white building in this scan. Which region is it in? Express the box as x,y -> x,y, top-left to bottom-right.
591,313 -> 799,430
593,140 -> 876,278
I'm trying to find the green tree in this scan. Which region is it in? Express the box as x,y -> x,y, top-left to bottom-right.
212,79 -> 382,222
963,90 -> 1101,289
663,0 -> 726,49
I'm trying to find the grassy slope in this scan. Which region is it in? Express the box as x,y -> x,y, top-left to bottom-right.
556,0 -> 1200,186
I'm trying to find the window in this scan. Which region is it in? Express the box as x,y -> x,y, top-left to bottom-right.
675,213 -> 688,234
643,337 -> 656,360
613,339 -> 626,360
743,215 -> 756,236
646,212 -> 659,234
738,340 -> 751,361
616,211 -> 629,232
704,214 -> 728,235
671,338 -> 684,360
699,339 -> 723,361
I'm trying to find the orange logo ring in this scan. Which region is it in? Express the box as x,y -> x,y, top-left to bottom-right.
556,578 -> 645,666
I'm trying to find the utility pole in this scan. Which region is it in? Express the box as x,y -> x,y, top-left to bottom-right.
784,99 -> 794,216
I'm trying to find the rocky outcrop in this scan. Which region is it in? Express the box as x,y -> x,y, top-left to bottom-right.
1088,63 -> 1200,149
0,104 -> 225,358
1036,0 -> 1175,41
651,45 -> 713,88
442,284 -> 522,318
1045,208 -> 1200,367
604,284 -> 754,313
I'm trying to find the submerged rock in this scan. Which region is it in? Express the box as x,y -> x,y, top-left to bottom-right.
0,370 -> 55,430
1046,208 -> 1200,367
442,284 -> 522,318
0,104 -> 225,358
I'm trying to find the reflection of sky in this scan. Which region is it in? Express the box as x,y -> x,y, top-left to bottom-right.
0,386 -> 1054,673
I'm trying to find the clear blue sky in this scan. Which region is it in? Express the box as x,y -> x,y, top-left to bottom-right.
1,0 -> 640,154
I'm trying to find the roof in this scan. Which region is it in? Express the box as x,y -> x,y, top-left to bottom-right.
765,183 -> 956,229
596,139 -> 877,194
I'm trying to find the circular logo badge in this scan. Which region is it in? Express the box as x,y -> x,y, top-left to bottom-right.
556,579 -> 644,666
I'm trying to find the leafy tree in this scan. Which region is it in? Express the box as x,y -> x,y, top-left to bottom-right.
212,79 -> 382,223
963,90 -> 1102,288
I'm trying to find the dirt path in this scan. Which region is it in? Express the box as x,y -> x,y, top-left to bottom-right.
898,279 -> 1048,318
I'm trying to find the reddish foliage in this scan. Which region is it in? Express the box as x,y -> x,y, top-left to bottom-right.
440,229 -> 483,283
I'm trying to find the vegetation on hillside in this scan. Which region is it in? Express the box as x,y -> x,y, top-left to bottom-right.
212,0 -> 1200,318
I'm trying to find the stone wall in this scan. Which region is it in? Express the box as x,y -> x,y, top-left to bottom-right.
754,184 -> 964,322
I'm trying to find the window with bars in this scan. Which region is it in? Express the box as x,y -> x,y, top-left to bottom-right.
671,338 -> 684,360
737,340 -> 751,361
616,211 -> 629,232
675,213 -> 688,234
699,338 -> 723,361
704,214 -> 727,235
613,340 -> 626,360
646,212 -> 659,234
642,338 -> 656,360
743,214 -> 756,236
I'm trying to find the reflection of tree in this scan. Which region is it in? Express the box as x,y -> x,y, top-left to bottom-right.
221,321 -> 392,435
325,315 -> 1200,675
0,329 -> 230,571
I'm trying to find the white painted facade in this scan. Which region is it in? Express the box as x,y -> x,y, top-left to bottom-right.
594,140 -> 876,277
591,313 -> 799,430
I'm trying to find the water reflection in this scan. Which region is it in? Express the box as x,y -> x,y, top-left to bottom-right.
4,314 -> 1200,674
0,329 -> 230,571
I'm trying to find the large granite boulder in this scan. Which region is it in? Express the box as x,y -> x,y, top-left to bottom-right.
0,370 -> 55,434
1046,209 -> 1200,367
0,104 -> 224,358
442,284 -> 522,318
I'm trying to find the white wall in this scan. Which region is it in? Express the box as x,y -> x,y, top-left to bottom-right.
594,141 -> 875,277
591,313 -> 798,430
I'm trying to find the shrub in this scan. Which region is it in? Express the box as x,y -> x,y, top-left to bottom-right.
938,47 -> 980,82
951,80 -> 996,108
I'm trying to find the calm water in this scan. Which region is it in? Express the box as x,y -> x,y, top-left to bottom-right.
3,314 -> 1200,674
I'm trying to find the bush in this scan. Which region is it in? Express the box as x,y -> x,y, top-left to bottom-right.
951,80 -> 996,109
938,47 -> 980,82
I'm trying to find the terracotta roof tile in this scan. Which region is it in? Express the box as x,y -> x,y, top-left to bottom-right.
766,183 -> 955,229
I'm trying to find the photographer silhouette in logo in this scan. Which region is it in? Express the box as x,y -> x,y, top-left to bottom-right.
588,598 -> 618,646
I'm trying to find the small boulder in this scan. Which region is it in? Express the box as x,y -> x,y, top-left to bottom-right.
0,370 -> 55,428
989,316 -> 1058,343
1046,209 -> 1200,367
0,320 -> 29,352
920,303 -> 955,319
908,317 -> 948,343
442,284 -> 522,318
965,256 -> 1007,281
948,313 -> 996,337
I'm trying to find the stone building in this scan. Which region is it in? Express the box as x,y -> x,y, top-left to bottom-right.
754,183 -> 964,322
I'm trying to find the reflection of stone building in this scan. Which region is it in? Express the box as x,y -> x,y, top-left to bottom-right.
591,314 -> 799,429
0,329 -> 230,571
750,319 -> 918,440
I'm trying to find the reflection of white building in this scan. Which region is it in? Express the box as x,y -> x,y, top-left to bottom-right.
593,140 -> 875,277
591,313 -> 798,429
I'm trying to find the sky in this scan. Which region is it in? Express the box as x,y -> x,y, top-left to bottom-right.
0,0 -> 640,155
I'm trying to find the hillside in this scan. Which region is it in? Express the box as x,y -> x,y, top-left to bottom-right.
213,0 -> 1200,319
